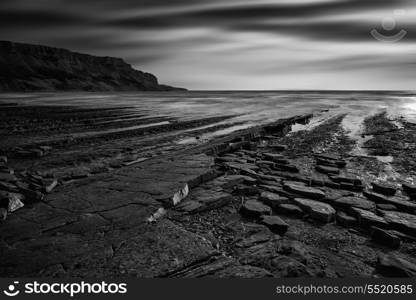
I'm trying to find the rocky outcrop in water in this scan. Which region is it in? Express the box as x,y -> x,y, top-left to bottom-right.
0,41 -> 185,92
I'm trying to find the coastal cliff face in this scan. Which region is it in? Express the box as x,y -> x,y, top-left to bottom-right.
0,41 -> 185,92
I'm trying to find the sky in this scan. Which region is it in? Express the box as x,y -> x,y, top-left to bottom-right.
0,0 -> 415,90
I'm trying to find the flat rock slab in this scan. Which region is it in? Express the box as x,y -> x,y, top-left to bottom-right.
276,204 -> 304,217
263,153 -> 284,162
257,174 -> 281,183
330,175 -> 362,186
269,144 -> 287,151
315,153 -> 341,161
233,223 -> 275,249
175,200 -> 203,213
336,211 -> 357,228
212,265 -> 273,278
335,196 -> 375,211
380,210 -> 416,237
385,197 -> 416,213
184,188 -> 233,213
233,185 -> 260,196
316,165 -> 340,175
219,175 -> 256,189
259,191 -> 290,209
274,164 -> 299,173
402,183 -> 416,194
240,200 -> 272,219
316,158 -> 346,168
0,153 -> 222,277
224,162 -> 259,172
108,219 -> 217,277
165,256 -> 272,278
363,191 -> 416,213
372,182 -> 396,196
371,227 -> 401,249
271,172 -> 309,184
376,204 -> 397,211
260,215 -> 289,234
259,184 -> 294,199
216,156 -> 243,164
293,198 -> 336,223
283,182 -> 325,200
256,160 -> 275,168
349,207 -> 388,228
271,256 -> 314,278
377,254 -> 416,277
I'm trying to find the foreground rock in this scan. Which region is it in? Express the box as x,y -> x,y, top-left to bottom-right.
315,165 -> 340,175
293,198 -> 335,223
372,182 -> 396,196
335,196 -> 375,211
363,191 -> 416,213
276,204 -> 304,217
349,207 -> 388,228
0,192 -> 25,214
263,153 -> 284,162
260,215 -> 289,234
371,227 -> 401,249
402,183 -> 416,194
220,175 -> 256,189
240,200 -> 272,219
171,184 -> 189,206
380,210 -> 416,237
336,211 -> 357,227
269,144 -> 287,152
0,154 -> 221,277
165,256 -> 273,278
283,182 -> 325,200
259,192 -> 289,209
3,108 -> 416,279
377,254 -> 416,277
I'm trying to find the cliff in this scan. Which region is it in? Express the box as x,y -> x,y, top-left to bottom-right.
0,41 -> 185,92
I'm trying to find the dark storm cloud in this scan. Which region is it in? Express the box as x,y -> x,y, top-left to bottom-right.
0,10 -> 90,28
231,21 -> 416,42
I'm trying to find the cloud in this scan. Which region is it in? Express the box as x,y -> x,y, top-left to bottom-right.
106,0 -> 406,28
0,10 -> 90,28
0,0 -> 415,89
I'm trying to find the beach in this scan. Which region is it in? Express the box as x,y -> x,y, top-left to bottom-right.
1,91 -> 416,277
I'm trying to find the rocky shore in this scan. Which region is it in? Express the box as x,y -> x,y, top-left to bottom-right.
1,105 -> 416,278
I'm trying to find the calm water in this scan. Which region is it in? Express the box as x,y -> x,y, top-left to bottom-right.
1,91 -> 416,144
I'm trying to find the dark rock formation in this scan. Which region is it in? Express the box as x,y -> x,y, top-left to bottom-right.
0,41 -> 185,92
240,200 -> 272,219
283,182 -> 326,200
376,254 -> 416,277
372,182 -> 397,196
260,215 -> 289,234
293,198 -> 335,223
371,227 -> 401,249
